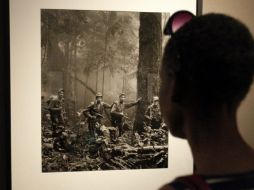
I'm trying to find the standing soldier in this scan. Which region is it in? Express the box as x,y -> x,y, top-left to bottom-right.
41,95 -> 49,121
48,88 -> 66,151
83,92 -> 111,138
110,93 -> 142,137
144,96 -> 162,129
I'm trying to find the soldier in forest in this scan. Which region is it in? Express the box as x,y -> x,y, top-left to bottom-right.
83,92 -> 112,138
41,96 -> 50,121
47,88 -> 66,151
110,93 -> 142,137
144,96 -> 162,129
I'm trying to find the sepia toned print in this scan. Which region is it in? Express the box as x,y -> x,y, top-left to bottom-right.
41,9 -> 169,172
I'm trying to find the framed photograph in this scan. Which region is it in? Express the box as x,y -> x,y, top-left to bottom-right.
10,0 -> 202,189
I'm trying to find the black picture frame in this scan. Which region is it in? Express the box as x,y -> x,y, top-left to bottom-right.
197,0 -> 203,16
0,0 -> 11,190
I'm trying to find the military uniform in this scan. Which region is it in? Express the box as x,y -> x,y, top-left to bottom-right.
41,96 -> 50,121
48,89 -> 66,151
110,94 -> 140,137
84,95 -> 111,138
145,103 -> 162,129
48,95 -> 65,127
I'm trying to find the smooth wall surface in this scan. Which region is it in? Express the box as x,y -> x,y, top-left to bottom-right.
203,0 -> 254,148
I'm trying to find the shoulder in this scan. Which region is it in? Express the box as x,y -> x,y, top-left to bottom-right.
147,105 -> 152,109
87,102 -> 95,108
49,95 -> 59,103
112,101 -> 118,105
146,105 -> 152,110
50,95 -> 58,101
158,184 -> 176,190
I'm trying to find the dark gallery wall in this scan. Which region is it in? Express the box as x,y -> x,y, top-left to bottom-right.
203,0 -> 254,148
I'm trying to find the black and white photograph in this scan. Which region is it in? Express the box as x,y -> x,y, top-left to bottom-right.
41,9 -> 170,172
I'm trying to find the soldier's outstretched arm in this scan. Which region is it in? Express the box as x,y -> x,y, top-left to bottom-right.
125,97 -> 142,109
103,102 -> 112,109
125,102 -> 138,109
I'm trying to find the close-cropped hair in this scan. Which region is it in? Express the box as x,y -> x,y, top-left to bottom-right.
162,13 -> 254,106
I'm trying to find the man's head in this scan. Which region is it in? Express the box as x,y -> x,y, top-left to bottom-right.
160,13 -> 254,138
152,96 -> 159,106
119,93 -> 126,103
58,88 -> 64,99
95,92 -> 103,103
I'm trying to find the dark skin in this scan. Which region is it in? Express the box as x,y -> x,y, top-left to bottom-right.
158,65 -> 254,190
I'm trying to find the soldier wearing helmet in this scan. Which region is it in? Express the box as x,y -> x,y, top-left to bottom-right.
48,89 -> 65,125
83,92 -> 111,138
110,93 -> 142,137
144,96 -> 162,129
47,88 -> 66,151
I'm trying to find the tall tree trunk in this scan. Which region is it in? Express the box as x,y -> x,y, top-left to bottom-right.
73,40 -> 77,111
41,39 -> 48,66
63,41 -> 74,118
96,62 -> 99,92
84,73 -> 89,106
135,13 -> 162,132
41,23 -> 49,92
102,12 -> 111,96
42,13 -> 50,66
102,32 -> 108,96
122,73 -> 125,93
93,36 -> 99,93
122,54 -> 126,93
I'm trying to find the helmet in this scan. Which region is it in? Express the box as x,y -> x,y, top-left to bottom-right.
153,96 -> 159,101
58,88 -> 64,93
119,93 -> 125,98
96,92 -> 103,97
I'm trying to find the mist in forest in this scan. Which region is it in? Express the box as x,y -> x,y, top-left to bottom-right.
42,10 -> 138,109
41,9 -> 169,112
